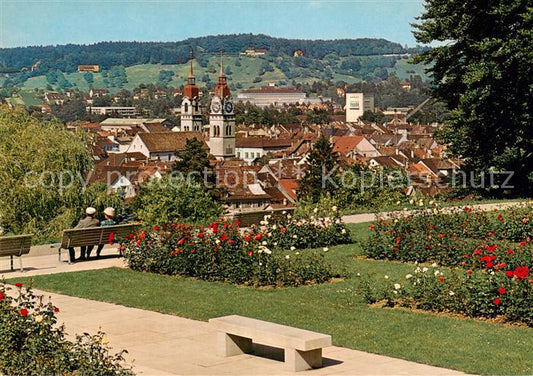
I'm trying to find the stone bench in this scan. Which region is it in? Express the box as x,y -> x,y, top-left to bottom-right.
0,234 -> 33,272
209,315 -> 332,372
58,224 -> 138,262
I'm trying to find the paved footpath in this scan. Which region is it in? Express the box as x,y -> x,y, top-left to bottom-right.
6,202 -> 524,374
342,200 -> 529,224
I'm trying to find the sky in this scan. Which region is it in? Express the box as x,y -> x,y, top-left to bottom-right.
0,0 -> 426,48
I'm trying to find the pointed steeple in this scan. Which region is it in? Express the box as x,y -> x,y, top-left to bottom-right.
214,50 -> 231,98
183,49 -> 199,99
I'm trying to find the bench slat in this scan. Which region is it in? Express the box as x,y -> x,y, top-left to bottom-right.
60,224 -> 137,248
209,315 -> 331,351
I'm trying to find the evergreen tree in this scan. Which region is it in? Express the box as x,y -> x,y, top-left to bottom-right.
298,136 -> 339,203
413,0 -> 533,195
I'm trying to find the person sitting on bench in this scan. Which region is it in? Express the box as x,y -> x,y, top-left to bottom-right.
88,207 -> 117,259
68,207 -> 100,263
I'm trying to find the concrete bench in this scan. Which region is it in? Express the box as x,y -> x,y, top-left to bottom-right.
58,224 -> 137,262
0,234 -> 33,272
209,315 -> 332,372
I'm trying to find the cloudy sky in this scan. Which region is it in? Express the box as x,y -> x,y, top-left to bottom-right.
1,0 -> 426,48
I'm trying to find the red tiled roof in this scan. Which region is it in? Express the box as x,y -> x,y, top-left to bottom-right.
332,136 -> 365,156
279,179 -> 299,200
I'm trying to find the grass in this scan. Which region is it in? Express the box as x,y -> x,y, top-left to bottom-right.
8,222 -> 533,375
21,55 -> 430,93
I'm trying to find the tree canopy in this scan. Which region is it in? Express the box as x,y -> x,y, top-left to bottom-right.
413,0 -> 533,195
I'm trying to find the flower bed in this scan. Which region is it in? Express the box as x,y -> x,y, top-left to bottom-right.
259,208 -> 351,250
0,282 -> 133,375
364,206 -> 533,268
361,205 -> 533,326
361,264 -> 533,327
122,219 -> 339,287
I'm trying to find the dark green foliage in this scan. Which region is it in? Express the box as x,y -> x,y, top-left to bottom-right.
413,0 -> 533,196
298,136 -> 339,203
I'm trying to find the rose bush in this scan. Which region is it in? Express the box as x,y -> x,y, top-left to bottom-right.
0,282 -> 133,375
362,263 -> 533,327
122,220 -> 334,287
364,205 -> 533,268
260,208 -> 351,250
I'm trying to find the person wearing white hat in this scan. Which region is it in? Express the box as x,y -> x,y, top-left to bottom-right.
68,207 -> 100,263
90,207 -> 117,259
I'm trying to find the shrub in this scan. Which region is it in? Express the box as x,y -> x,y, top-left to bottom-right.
133,177 -> 222,226
0,282 -> 133,375
260,209 -> 351,250
363,205 -> 533,268
122,220 -> 334,287
361,264 -> 533,327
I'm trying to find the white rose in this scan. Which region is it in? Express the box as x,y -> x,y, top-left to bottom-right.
449,291 -> 455,296
384,275 -> 389,279
285,255 -> 290,260
394,283 -> 401,290
341,229 -> 346,234
290,246 -> 296,251
262,241 -> 267,246
35,315 -> 43,323
422,267 -> 428,272
405,274 -> 413,279
332,206 -> 337,212
292,235 -> 298,239
313,208 -> 318,213
323,247 -> 329,252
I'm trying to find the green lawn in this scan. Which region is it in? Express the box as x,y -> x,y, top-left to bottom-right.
9,222 -> 533,375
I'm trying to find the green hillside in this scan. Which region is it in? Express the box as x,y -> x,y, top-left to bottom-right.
21,54 -> 430,93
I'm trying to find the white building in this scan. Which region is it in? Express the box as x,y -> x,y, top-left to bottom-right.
237,86 -> 307,108
345,93 -> 374,122
87,107 -> 138,117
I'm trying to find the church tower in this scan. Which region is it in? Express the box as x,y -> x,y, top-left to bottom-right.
208,54 -> 235,159
180,53 -> 203,132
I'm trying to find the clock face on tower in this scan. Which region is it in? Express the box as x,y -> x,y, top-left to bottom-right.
224,102 -> 233,113
211,103 -> 221,113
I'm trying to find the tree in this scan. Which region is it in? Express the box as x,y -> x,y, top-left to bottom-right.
298,136 -> 339,203
173,138 -> 211,183
133,177 -> 221,225
0,106 -> 93,242
413,0 -> 533,195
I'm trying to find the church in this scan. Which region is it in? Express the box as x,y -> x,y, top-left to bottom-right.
179,55 -> 235,160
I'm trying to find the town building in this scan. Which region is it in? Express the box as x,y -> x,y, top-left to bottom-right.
180,57 -> 203,132
86,107 -> 138,117
237,86 -> 307,108
240,47 -> 268,56
78,65 -> 100,73
126,131 -> 205,161
208,57 -> 236,160
345,93 -> 374,122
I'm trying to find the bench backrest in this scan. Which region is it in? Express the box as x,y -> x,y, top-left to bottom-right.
60,224 -> 137,249
0,234 -> 33,257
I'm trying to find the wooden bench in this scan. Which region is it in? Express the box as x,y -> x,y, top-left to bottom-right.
209,315 -> 332,372
0,234 -> 33,272
58,224 -> 137,262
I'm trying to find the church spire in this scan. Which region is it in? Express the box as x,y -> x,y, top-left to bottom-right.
214,50 -> 230,98
183,49 -> 199,99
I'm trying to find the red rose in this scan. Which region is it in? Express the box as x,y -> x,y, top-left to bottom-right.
439,277 -> 445,283
54,306 -> 59,313
498,287 -> 506,295
506,270 -> 514,277
178,237 -> 186,245
220,234 -> 228,242
254,234 -> 262,241
395,237 -> 401,245
467,269 -> 473,275
369,225 -> 374,230
15,283 -> 22,288
507,249 -> 514,254
0,292 -> 4,301
247,250 -> 253,256
486,262 -> 493,268
244,236 -> 251,242
198,232 -> 204,238
153,225 -> 159,231
280,227 -> 287,233
20,308 -> 28,316
493,298 -> 501,305
236,220 -> 242,227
